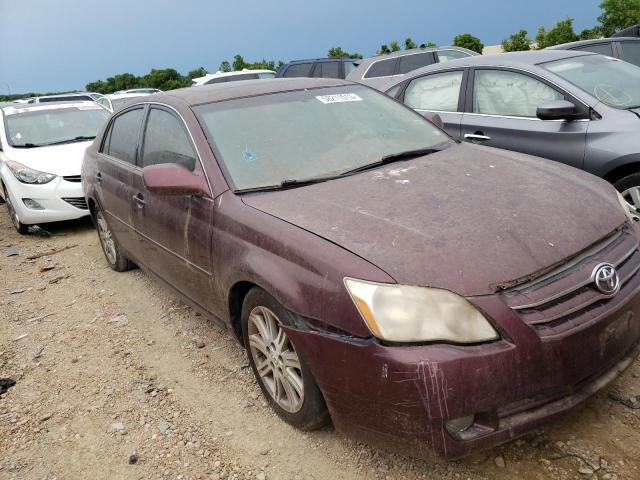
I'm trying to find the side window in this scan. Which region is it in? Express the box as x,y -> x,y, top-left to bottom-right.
364,58 -> 397,78
404,71 -> 464,112
572,42 -> 614,57
473,69 -> 564,117
257,72 -> 276,79
386,84 -> 402,98
141,108 -> 196,171
397,53 -> 435,75
321,62 -> 341,78
620,42 -> 640,67
104,108 -> 144,164
437,49 -> 472,63
282,63 -> 313,77
204,77 -> 226,85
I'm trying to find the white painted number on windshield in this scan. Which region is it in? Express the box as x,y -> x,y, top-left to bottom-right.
315,93 -> 363,104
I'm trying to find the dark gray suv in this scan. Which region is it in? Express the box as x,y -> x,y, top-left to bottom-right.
386,50 -> 640,207
549,37 -> 640,67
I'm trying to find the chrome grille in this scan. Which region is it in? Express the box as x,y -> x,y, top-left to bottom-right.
503,225 -> 640,336
62,175 -> 82,183
62,197 -> 88,210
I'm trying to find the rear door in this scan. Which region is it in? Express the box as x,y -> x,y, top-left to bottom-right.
398,68 -> 467,139
95,106 -> 145,260
132,105 -> 215,311
460,67 -> 589,169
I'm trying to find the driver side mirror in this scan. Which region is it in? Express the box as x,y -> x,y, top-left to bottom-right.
536,100 -> 578,121
142,163 -> 209,196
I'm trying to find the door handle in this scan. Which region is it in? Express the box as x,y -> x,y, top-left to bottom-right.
96,172 -> 102,182
464,133 -> 491,142
133,193 -> 146,208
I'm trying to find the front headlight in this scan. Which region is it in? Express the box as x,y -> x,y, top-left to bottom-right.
6,160 -> 56,184
344,278 -> 499,344
617,191 -> 640,221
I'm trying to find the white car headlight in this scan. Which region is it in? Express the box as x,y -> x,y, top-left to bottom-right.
6,160 -> 56,184
344,278 -> 499,344
617,191 -> 640,221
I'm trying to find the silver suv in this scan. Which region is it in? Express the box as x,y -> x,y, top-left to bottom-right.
385,50 -> 640,207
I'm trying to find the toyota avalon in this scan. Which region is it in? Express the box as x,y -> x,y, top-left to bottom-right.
82,79 -> 640,458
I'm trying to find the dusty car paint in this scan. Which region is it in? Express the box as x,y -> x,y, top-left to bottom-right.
83,78 -> 640,458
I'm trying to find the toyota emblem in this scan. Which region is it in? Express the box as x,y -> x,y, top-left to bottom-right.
592,263 -> 620,296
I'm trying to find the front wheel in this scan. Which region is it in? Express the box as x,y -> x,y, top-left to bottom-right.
242,287 -> 329,430
615,173 -> 640,210
3,184 -> 28,235
94,206 -> 134,272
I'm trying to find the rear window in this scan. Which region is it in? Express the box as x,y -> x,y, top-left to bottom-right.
571,42 -> 614,57
364,58 -> 397,78
397,52 -> 435,74
282,63 -> 314,78
104,108 -> 144,164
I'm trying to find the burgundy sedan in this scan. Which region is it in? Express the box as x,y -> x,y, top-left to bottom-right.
82,78 -> 640,458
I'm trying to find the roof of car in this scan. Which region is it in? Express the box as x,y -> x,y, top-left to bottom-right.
0,100 -> 103,114
356,46 -> 476,65
133,78 -> 352,107
285,58 -> 360,64
547,37 -> 640,50
398,49 -> 596,74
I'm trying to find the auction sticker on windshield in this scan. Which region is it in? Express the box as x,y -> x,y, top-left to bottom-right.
315,93 -> 363,104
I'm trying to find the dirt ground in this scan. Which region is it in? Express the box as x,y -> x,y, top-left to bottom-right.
1,211 -> 640,480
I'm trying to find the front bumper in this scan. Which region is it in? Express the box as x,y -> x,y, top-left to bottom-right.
1,174 -> 88,224
285,290 -> 640,459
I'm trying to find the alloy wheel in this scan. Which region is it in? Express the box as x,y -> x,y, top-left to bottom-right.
96,210 -> 117,265
247,306 -> 304,413
621,186 -> 640,211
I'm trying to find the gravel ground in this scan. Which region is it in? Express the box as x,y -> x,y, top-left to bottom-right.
1,212 -> 640,480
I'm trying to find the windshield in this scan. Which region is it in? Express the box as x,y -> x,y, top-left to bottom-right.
4,105 -> 109,147
194,85 -> 452,191
544,55 -> 640,108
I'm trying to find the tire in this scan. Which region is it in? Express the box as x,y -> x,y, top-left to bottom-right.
3,184 -> 28,235
94,206 -> 134,272
614,173 -> 640,208
241,287 -> 329,430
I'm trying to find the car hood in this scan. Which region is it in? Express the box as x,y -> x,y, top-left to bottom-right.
242,143 -> 627,296
5,141 -> 92,176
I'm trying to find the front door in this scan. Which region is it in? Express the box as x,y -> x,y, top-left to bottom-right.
460,68 -> 588,169
131,106 -> 215,312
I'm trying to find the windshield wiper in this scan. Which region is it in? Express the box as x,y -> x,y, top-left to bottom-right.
339,147 -> 440,176
234,147 -> 444,194
42,135 -> 96,146
12,143 -> 38,148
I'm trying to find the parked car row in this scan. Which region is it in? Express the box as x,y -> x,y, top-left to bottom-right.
2,39 -> 640,460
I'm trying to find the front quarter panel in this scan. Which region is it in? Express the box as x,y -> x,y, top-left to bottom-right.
211,191 -> 394,338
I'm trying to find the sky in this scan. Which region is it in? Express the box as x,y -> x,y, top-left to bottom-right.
0,0 -> 603,94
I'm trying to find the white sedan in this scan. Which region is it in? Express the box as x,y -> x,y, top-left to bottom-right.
0,101 -> 109,233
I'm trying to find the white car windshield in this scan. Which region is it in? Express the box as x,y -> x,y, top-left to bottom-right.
4,105 -> 109,148
544,55 -> 640,109
194,85 -> 452,191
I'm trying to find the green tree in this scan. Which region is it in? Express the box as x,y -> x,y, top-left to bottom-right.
535,19 -> 579,49
186,67 -> 208,80
501,30 -> 532,52
378,44 -> 391,54
453,33 -> 484,53
404,37 -> 417,49
219,61 -> 231,72
598,0 -> 640,36
389,40 -> 401,52
327,47 -> 363,59
232,54 -> 246,71
579,26 -> 604,39
420,42 -> 438,48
